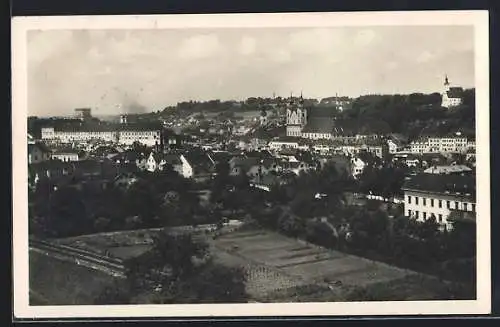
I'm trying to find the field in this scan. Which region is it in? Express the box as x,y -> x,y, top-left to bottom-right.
33,227 -> 471,303
52,228 -> 163,260
29,250 -> 116,305
209,229 -> 462,301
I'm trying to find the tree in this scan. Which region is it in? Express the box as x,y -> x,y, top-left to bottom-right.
102,232 -> 249,304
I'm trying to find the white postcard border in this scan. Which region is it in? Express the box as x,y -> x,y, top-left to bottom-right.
12,10 -> 491,319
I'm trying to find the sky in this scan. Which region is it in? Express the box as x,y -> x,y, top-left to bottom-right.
27,26 -> 475,116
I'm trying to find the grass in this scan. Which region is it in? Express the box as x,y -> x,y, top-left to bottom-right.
106,245 -> 153,260
29,250 -> 116,305
344,274 -> 476,301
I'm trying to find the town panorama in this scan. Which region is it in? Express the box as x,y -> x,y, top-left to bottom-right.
28,74 -> 476,304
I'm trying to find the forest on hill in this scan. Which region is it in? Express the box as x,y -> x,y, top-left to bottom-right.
340,89 -> 475,139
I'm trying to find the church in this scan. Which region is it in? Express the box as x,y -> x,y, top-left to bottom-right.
285,94 -> 337,140
441,75 -> 464,108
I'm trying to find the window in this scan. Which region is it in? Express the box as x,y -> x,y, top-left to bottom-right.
472,204 -> 476,212
415,211 -> 419,219
408,210 -> 412,216
438,214 -> 443,223
438,200 -> 442,208
423,198 -> 426,206
423,212 -> 427,220
463,203 -> 468,211
407,196 -> 412,204
415,197 -> 419,205
447,201 -> 450,209
455,201 -> 459,210
430,199 -> 434,207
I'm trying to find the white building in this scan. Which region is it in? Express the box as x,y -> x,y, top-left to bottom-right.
403,174 -> 475,230
423,164 -> 472,175
51,151 -> 80,162
28,142 -> 51,164
41,124 -> 162,146
409,135 -> 468,154
268,139 -> 300,151
350,157 -> 366,179
441,75 -> 464,108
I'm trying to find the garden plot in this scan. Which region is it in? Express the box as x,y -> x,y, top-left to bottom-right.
214,229 -> 418,294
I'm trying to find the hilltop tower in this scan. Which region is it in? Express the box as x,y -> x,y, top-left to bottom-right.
441,75 -> 464,108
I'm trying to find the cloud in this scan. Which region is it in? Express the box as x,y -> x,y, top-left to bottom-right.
27,27 -> 475,116
288,28 -> 344,55
239,36 -> 257,55
416,50 -> 436,63
177,34 -> 221,60
27,30 -> 75,65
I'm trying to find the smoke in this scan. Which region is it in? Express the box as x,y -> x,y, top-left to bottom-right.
116,89 -> 149,114
122,99 -> 148,114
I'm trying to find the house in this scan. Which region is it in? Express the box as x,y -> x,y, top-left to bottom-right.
405,154 -> 421,167
387,139 -> 405,154
421,153 -> 449,167
29,160 -> 74,187
166,154 -> 193,178
208,151 -> 232,166
465,148 -> 476,162
51,149 -> 82,162
145,152 -> 167,172
72,159 -> 106,179
229,156 -> 263,178
423,164 -> 472,175
402,173 -> 475,230
161,128 -> 183,150
28,142 -> 52,164
350,157 -> 366,179
281,160 -> 310,176
183,150 -> 215,181
268,137 -> 301,151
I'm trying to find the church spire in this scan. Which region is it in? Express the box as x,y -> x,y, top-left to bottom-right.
444,74 -> 449,86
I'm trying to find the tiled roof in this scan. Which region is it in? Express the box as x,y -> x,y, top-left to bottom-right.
307,107 -> 337,118
72,159 -> 104,174
51,122 -> 162,133
209,151 -> 231,164
230,157 -> 261,171
184,151 -> 215,174
163,154 -> 182,166
302,118 -> 335,133
446,87 -> 464,99
29,142 -> 52,154
402,173 -> 475,198
423,165 -> 472,174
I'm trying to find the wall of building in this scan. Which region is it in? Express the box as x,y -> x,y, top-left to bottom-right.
403,189 -> 476,229
52,153 -> 79,162
41,127 -> 161,146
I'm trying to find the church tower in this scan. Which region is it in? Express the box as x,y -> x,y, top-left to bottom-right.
286,93 -> 307,137
441,74 -> 463,108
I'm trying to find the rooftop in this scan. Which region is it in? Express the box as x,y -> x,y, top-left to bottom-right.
423,165 -> 472,175
403,173 -> 476,198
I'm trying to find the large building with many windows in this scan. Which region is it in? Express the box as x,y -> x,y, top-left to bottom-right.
41,123 -> 162,146
409,134 -> 469,154
402,173 -> 476,230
